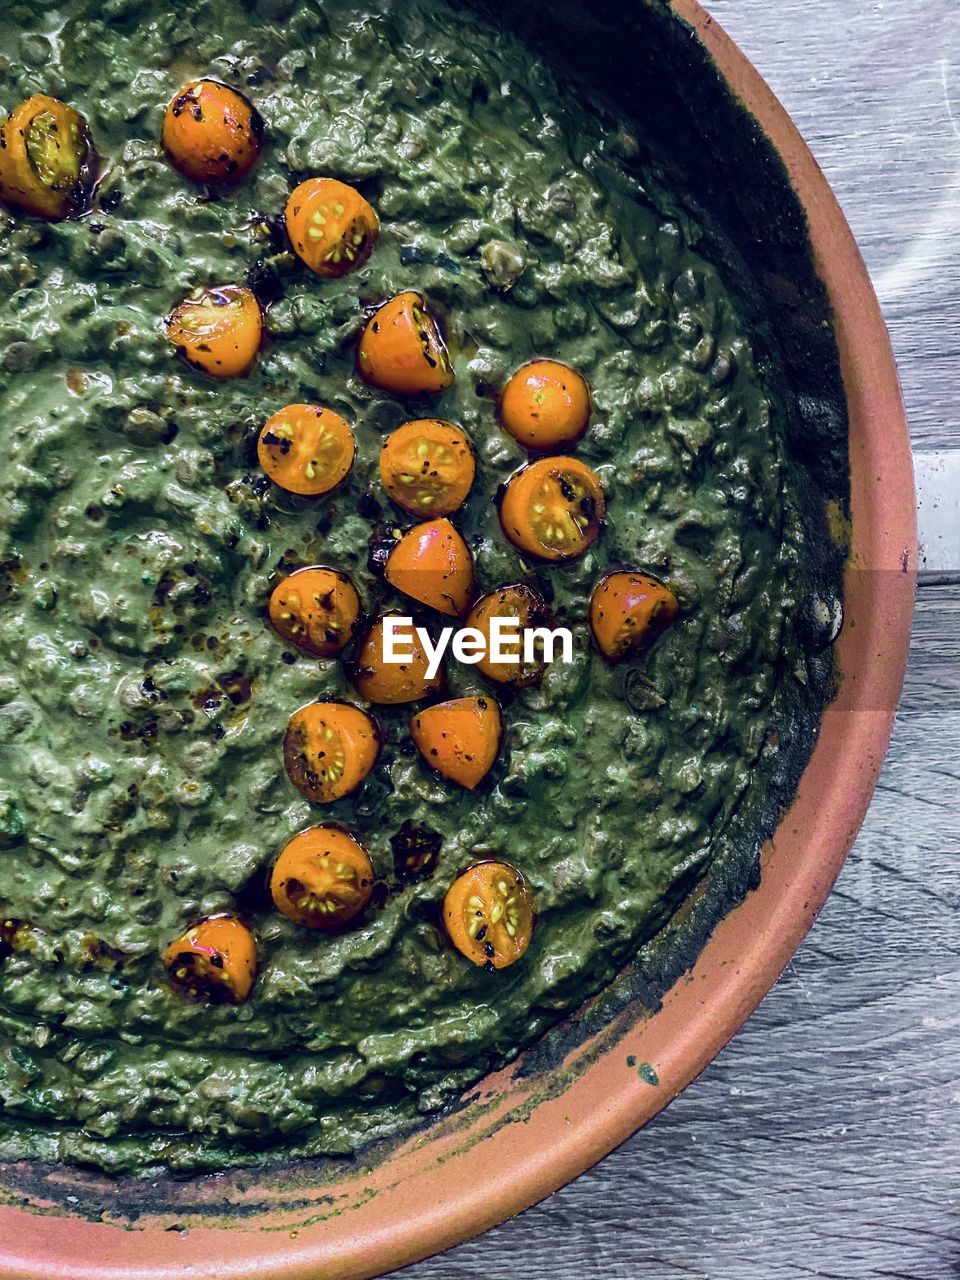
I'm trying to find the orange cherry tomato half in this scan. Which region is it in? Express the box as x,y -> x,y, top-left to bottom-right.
379,419 -> 475,518
283,701 -> 380,804
589,571 -> 679,663
0,94 -> 95,221
268,566 -> 361,657
464,584 -> 552,687
257,404 -> 355,497
410,695 -> 502,790
163,915 -> 257,1003
384,518 -> 474,618
443,861 -> 535,970
358,291 -> 454,397
285,176 -> 379,278
498,456 -> 605,562
166,284 -> 262,379
270,825 -> 375,931
161,79 -> 262,186
499,359 -> 591,451
350,614 -> 445,704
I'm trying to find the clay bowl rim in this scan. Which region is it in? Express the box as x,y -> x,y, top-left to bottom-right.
0,2 -> 916,1277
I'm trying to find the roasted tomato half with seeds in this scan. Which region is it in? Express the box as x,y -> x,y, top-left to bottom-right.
257,403 -> 355,496
379,419 -> 475,518
498,455 -> 605,562
589,571 -> 680,663
350,613 -> 445,704
410,695 -> 502,790
383,518 -> 474,617
464,583 -> 552,687
282,701 -> 380,804
161,79 -> 263,185
166,284 -> 262,379
285,176 -> 379,278
443,861 -> 535,969
0,94 -> 96,221
268,566 -> 361,658
163,916 -> 257,1003
499,358 -> 591,451
358,291 -> 455,396
270,825 -> 375,931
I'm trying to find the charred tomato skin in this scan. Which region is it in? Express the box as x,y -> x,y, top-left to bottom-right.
282,701 -> 381,804
443,860 -> 535,969
268,566 -> 362,657
464,583 -> 553,687
383,518 -> 474,617
285,177 -> 379,277
162,79 -> 263,185
498,456 -> 605,562
165,284 -> 263,379
0,94 -> 96,220
257,404 -> 355,497
588,570 -> 680,662
499,358 -> 591,451
390,819 -> 443,883
349,613 -> 446,704
357,291 -> 455,396
379,419 -> 475,518
162,915 -> 257,1003
270,824 -> 375,931
409,695 -> 503,790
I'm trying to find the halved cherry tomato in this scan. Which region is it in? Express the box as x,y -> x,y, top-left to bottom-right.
443,861 -> 535,970
464,584 -> 551,687
498,456 -> 605,562
283,701 -> 380,804
0,94 -> 95,220
270,825 -> 375,931
285,177 -> 379,278
166,284 -> 262,379
163,915 -> 257,1003
500,359 -> 590,451
161,79 -> 262,186
269,566 -> 361,657
358,291 -> 454,396
380,419 -> 475,518
384,518 -> 474,618
257,403 -> 355,497
410,696 -> 502,790
589,571 -> 679,663
350,614 -> 445,704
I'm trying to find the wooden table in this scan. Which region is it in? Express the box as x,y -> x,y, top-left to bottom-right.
397,3 -> 960,1276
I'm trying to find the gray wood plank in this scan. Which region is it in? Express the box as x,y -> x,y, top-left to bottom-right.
708,0 -> 960,452
394,5 -> 959,1278
917,451 -> 960,578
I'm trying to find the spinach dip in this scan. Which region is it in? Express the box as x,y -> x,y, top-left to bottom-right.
0,0 -> 831,1174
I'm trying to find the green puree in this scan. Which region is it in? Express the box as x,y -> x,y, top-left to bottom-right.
0,0 -> 822,1174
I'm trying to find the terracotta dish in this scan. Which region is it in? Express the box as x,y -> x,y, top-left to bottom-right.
0,1 -> 914,1276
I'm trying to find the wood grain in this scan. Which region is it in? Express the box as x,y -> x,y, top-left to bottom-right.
394,4 -> 959,1277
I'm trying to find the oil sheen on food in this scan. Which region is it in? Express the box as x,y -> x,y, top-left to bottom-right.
0,0 -> 819,1173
